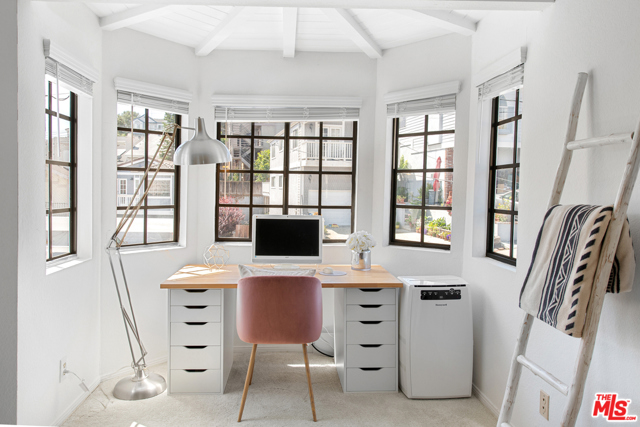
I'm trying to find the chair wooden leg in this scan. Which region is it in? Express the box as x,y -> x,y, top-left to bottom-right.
302,344 -> 317,422
238,344 -> 257,422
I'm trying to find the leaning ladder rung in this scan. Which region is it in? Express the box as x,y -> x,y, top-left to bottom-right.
567,132 -> 634,151
517,355 -> 569,395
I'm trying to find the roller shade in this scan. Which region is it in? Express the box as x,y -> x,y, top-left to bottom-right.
117,91 -> 190,115
45,57 -> 94,96
477,64 -> 524,101
386,94 -> 456,118
214,106 -> 359,121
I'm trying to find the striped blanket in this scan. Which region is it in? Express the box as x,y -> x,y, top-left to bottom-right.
519,205 -> 635,338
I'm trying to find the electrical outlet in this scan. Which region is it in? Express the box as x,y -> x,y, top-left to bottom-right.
59,357 -> 68,383
540,390 -> 550,420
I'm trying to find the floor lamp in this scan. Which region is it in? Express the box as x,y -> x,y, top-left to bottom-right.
107,117 -> 231,400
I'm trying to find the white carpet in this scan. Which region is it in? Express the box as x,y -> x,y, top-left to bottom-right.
63,351 -> 497,426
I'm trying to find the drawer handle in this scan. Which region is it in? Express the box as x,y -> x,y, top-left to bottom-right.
359,305 -> 382,308
359,368 -> 382,371
360,321 -> 382,325
359,288 -> 382,293
185,290 -> 207,293
360,344 -> 382,348
185,346 -> 207,349
185,306 -> 207,310
184,369 -> 207,373
185,322 -> 207,326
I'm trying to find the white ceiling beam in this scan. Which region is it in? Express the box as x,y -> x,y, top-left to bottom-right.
35,1 -> 555,12
195,7 -> 246,57
397,10 -> 476,36
100,5 -> 172,31
322,9 -> 382,59
282,8 -> 298,58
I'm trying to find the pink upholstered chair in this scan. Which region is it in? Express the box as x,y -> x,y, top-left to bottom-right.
236,275 -> 323,422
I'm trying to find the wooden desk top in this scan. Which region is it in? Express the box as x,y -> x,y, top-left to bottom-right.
160,264 -> 402,289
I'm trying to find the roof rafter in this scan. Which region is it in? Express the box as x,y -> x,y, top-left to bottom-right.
100,5 -> 173,31
322,8 -> 382,59
397,9 -> 476,35
195,7 -> 246,57
282,7 -> 298,58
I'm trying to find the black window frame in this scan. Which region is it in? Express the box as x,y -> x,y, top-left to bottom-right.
46,81 -> 77,261
486,89 -> 521,265
116,106 -> 182,247
215,121 -> 358,243
389,114 -> 455,250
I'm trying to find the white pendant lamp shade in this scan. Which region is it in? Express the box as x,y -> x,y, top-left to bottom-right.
174,117 -> 231,165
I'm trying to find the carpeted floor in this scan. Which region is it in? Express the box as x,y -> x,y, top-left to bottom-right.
63,351 -> 497,427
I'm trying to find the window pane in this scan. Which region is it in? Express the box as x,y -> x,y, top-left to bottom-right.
253,139 -> 281,171
254,173 -> 284,205
288,208 -> 318,216
219,172 -> 250,204
288,174 -> 318,206
45,165 -> 50,210
147,208 -> 174,243
45,79 -> 50,111
396,173 -> 422,206
394,208 -> 422,242
116,211 -> 144,245
323,121 -> 353,138
148,108 -> 176,133
498,90 -> 517,122
45,114 -> 50,157
50,117 -> 72,162
147,173 -> 175,206
513,215 -> 518,259
322,209 -> 351,240
492,213 -> 512,257
322,140 -> 353,171
254,122 -> 285,137
117,132 -> 145,167
517,90 -> 523,115
397,136 -> 424,170
398,116 -> 424,134
51,164 -> 71,210
218,207 -> 250,238
222,137 -> 251,171
117,104 -> 145,130
424,209 -> 452,246
289,121 -> 320,137
289,140 -> 318,171
220,122 -> 251,136
51,81 -> 72,117
516,119 -> 522,163
322,175 -> 352,206
427,112 -> 455,132
148,133 -> 176,169
515,168 -> 520,212
51,212 -> 70,257
117,171 -> 144,207
494,169 -> 514,210
425,172 -> 453,207
45,212 -> 50,259
253,207 -> 283,216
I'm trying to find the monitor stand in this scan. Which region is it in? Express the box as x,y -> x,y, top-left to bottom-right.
272,264 -> 301,270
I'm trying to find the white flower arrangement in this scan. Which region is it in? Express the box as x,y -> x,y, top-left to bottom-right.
346,230 -> 377,253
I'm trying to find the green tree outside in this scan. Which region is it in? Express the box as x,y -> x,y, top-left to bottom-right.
254,149 -> 270,182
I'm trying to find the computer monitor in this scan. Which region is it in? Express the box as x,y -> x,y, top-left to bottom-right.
252,215 -> 323,265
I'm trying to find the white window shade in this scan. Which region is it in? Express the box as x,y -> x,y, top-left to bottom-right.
214,106 -> 359,121
477,64 -> 524,101
117,91 -> 190,115
43,39 -> 97,96
386,94 -> 456,118
114,77 -> 192,115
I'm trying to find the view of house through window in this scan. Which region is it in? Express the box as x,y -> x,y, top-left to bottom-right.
487,88 -> 521,264
390,113 -> 455,249
116,103 -> 183,246
215,121 -> 357,242
45,79 -> 77,261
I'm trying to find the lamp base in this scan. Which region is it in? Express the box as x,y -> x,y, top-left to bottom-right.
113,366 -> 166,401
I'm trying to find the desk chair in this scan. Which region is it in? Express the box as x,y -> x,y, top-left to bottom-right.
236,276 -> 322,422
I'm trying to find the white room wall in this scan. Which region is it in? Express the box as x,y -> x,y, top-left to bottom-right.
462,2 -> 640,425
0,0 -> 19,424
371,34 -> 472,278
16,1 -> 103,425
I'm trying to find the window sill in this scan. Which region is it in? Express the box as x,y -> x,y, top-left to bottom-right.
118,242 -> 186,255
217,242 -> 347,248
385,244 -> 451,254
46,255 -> 91,276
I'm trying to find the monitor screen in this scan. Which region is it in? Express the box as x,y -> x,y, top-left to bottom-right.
254,217 -> 320,258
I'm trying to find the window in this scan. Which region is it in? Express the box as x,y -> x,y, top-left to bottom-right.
215,121 -> 357,242
45,80 -> 77,261
116,103 -> 182,246
487,88 -> 522,264
390,113 -> 455,249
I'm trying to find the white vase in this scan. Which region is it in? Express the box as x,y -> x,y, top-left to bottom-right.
351,250 -> 371,271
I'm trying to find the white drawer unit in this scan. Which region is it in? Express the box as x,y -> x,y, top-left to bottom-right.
170,369 -> 222,394
170,289 -> 221,306
335,287 -> 399,393
170,346 -> 221,370
171,306 -> 221,323
170,323 -> 221,346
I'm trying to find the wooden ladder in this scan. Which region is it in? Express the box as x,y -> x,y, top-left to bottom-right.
497,72 -> 640,427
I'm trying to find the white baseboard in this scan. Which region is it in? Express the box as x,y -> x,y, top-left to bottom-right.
472,383 -> 500,418
100,356 -> 168,383
52,376 -> 101,427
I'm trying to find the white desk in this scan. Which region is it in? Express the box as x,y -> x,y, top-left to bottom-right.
161,264 -> 402,394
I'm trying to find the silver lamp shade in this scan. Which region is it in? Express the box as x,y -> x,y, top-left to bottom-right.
174,117 -> 231,165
